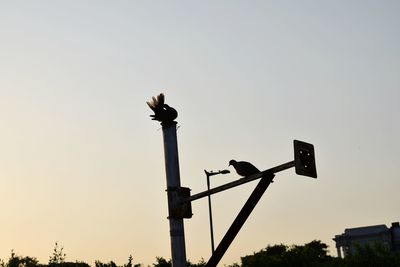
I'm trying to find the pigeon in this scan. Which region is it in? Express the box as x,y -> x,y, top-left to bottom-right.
147,93 -> 178,123
229,159 -> 260,177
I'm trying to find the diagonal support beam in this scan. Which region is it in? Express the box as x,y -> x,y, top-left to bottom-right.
205,173 -> 275,267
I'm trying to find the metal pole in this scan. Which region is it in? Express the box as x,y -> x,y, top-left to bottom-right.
162,121 -> 187,267
205,171 -> 215,253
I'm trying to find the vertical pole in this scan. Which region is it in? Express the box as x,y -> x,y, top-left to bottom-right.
206,172 -> 215,253
162,121 -> 187,267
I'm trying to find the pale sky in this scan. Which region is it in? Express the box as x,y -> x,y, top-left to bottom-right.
1,1 -> 399,266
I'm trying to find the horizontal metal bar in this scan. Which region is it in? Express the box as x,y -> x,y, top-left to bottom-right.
184,161 -> 295,203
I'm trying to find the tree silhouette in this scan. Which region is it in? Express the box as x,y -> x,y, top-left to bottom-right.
2,250 -> 38,267
49,242 -> 66,265
241,240 -> 333,267
2,239 -> 400,267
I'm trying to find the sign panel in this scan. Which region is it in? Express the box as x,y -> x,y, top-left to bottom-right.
294,140 -> 317,178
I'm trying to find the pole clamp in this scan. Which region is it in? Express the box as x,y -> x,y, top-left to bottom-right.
167,186 -> 193,219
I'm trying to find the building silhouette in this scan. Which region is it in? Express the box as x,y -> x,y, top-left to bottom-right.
333,222 -> 400,258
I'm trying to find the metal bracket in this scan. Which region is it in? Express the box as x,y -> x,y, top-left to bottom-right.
167,186 -> 193,219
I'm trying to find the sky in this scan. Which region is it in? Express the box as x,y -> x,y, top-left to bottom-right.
1,1 -> 399,266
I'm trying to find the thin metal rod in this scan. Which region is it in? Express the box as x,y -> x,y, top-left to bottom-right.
186,161 -> 295,203
205,174 -> 274,267
206,171 -> 215,253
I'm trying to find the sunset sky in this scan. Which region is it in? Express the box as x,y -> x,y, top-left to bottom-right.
1,1 -> 399,266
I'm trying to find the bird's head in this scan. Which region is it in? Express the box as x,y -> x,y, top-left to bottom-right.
228,159 -> 237,166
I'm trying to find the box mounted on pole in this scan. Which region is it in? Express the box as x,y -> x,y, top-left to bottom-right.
294,140 -> 317,178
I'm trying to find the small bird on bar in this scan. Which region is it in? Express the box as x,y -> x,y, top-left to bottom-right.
229,160 -> 260,177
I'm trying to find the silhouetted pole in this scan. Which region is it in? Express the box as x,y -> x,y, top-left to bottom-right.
205,171 -> 215,253
163,121 -> 187,267
147,94 -> 187,267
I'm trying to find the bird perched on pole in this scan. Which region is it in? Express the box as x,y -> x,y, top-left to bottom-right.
229,160 -> 260,177
147,93 -> 178,124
